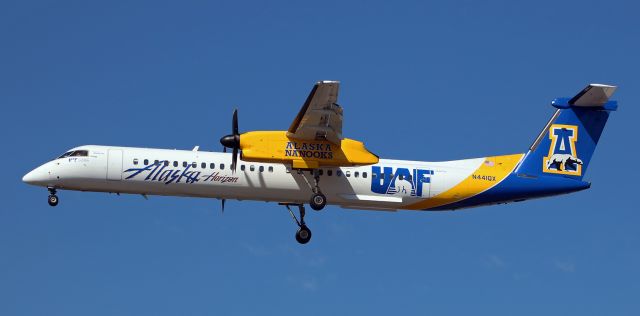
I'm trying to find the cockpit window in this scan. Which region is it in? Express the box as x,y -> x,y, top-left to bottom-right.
58,151 -> 74,159
70,150 -> 88,157
57,150 -> 89,159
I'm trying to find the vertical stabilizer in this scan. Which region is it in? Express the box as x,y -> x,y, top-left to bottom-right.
516,84 -> 617,180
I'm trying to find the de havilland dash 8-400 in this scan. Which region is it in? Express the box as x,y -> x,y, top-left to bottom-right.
23,81 -> 617,244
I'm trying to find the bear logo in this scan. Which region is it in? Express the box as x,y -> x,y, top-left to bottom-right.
392,177 -> 414,197
545,154 -> 583,172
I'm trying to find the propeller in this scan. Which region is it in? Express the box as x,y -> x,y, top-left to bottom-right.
221,198 -> 226,213
219,109 -> 240,173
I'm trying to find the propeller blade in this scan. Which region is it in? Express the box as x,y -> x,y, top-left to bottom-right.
221,199 -> 226,213
223,146 -> 227,153
220,108 -> 241,172
231,147 -> 238,173
232,109 -> 238,135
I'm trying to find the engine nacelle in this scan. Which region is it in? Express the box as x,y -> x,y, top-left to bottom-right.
239,131 -> 378,169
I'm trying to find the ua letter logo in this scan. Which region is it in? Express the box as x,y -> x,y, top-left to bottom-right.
543,124 -> 582,176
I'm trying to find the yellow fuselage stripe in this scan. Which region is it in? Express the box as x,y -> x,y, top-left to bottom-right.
406,153 -> 524,210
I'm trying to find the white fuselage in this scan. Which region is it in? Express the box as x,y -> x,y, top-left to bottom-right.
23,145 -> 486,211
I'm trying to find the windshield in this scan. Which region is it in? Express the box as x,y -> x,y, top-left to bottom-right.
56,150 -> 89,159
70,150 -> 88,157
57,151 -> 73,159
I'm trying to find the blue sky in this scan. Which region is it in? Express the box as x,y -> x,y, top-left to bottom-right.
1,0 -> 639,315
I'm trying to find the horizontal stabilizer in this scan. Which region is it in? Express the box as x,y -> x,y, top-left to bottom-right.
552,83 -> 618,110
570,84 -> 617,106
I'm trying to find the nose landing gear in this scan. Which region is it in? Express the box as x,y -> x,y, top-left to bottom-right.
47,187 -> 58,207
283,203 -> 312,244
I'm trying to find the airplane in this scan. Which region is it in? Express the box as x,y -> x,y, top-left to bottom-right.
23,81 -> 618,244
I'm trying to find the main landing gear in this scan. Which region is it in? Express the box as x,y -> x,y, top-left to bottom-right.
309,169 -> 326,211
284,204 -> 312,244
47,187 -> 59,207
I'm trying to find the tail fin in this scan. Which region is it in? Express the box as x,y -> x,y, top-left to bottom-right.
516,84 -> 617,180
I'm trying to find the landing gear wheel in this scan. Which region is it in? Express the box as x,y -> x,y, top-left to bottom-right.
283,204 -> 313,245
308,169 -> 326,211
310,193 -> 326,211
47,187 -> 58,207
295,225 -> 312,244
48,195 -> 58,207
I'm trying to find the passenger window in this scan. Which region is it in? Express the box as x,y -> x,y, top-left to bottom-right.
268,166 -> 273,172
241,165 -> 245,171
164,160 -> 169,166
250,165 -> 255,172
210,163 -> 215,169
154,160 -> 159,165
327,170 -> 332,176
372,173 -> 377,179
183,161 -> 187,167
259,166 -> 264,172
363,172 -> 367,178
144,159 -> 149,165
337,170 -> 342,177
346,171 -> 351,177
173,161 -> 178,167
399,175 -> 403,180
220,164 -> 225,170
355,171 -> 359,178
133,158 -> 139,165
318,169 -> 323,176
191,162 -> 197,168
201,162 -> 206,169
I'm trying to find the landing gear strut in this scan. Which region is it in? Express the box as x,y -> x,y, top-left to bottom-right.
47,187 -> 58,207
309,169 -> 326,211
284,204 -> 312,244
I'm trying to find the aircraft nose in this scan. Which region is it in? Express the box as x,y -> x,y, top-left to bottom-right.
22,166 -> 49,185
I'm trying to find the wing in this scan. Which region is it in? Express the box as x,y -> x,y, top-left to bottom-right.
287,81 -> 343,144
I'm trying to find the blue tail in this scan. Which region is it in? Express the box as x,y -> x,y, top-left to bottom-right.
516,84 -> 617,181
427,84 -> 617,210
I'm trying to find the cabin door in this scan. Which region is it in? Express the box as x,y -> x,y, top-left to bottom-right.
107,149 -> 123,181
